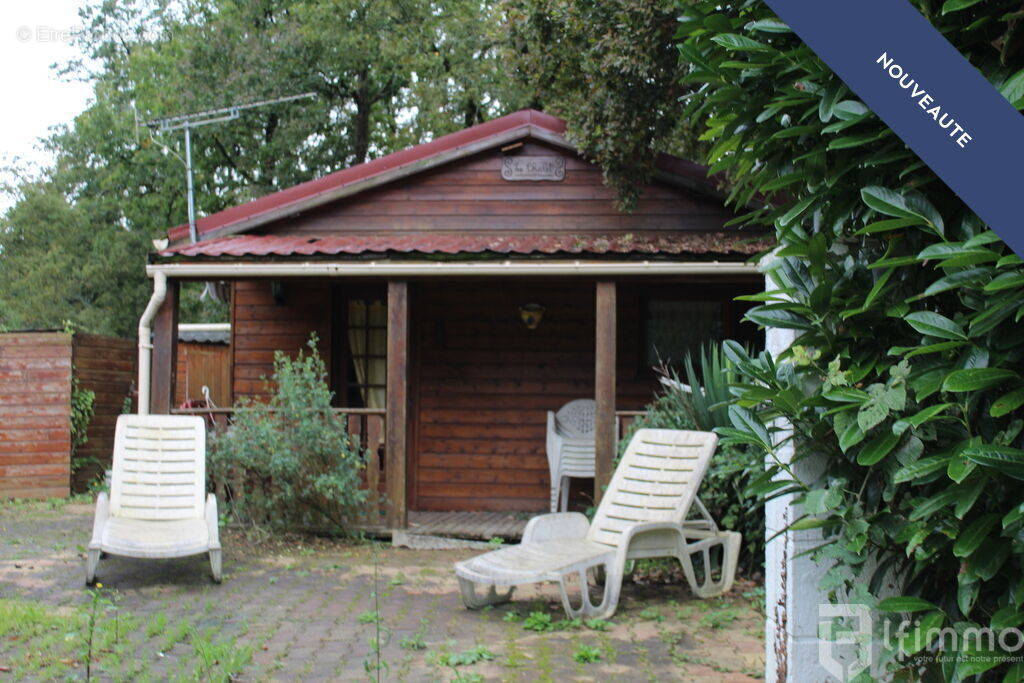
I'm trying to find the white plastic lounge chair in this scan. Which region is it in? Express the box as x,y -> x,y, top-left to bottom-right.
546,399 -> 596,512
87,414 -> 221,584
455,429 -> 740,619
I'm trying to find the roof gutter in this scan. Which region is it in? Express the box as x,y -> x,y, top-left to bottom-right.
146,260 -> 760,279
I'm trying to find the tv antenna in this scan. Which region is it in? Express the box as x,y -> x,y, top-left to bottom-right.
144,92 -> 316,243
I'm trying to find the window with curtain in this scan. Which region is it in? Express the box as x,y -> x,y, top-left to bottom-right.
347,299 -> 387,409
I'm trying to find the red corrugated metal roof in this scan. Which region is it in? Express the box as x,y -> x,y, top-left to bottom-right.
158,232 -> 771,258
166,109 -> 720,243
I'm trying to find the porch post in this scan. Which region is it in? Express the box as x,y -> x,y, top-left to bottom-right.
150,279 -> 179,414
386,280 -> 409,528
594,280 -> 616,504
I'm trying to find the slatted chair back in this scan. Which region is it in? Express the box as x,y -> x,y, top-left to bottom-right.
108,415 -> 207,521
558,440 -> 596,477
588,428 -> 717,548
554,399 -> 596,438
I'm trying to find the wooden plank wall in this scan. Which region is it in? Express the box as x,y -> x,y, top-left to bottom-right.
411,281 -> 658,512
175,342 -> 231,407
257,141 -> 738,237
0,333 -> 73,498
72,334 -> 136,491
232,281 -> 332,400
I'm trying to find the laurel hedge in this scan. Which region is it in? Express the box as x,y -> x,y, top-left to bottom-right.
670,2 -> 1024,678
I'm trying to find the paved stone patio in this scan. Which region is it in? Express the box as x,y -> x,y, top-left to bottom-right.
0,499 -> 764,681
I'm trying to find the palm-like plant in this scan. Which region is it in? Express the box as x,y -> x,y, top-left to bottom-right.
658,342 -> 737,432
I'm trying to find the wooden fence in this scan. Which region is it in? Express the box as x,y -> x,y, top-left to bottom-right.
0,333 -> 73,498
175,341 -> 231,408
0,332 -> 135,498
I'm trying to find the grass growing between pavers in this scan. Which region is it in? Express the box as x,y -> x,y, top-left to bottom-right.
0,595 -> 252,681
1,499 -> 765,681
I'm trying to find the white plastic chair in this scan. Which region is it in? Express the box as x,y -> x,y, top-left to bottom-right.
455,429 -> 741,619
87,414 -> 221,584
546,399 -> 596,512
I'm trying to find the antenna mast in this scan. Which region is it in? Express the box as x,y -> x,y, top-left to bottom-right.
145,92 -> 316,243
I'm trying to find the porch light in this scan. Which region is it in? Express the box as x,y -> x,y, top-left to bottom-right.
519,303 -> 545,330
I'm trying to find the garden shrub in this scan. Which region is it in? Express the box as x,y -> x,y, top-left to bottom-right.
210,336 -> 367,533
672,3 -> 1024,678
511,0 -> 1024,676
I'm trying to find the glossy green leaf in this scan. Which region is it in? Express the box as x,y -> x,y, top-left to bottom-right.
894,403 -> 952,432
942,0 -> 985,13
745,18 -> 791,33
727,405 -> 771,449
909,488 -> 960,521
838,418 -> 865,452
1003,502 -> 1024,529
991,387 -> 1024,418
904,311 -> 967,340
861,186 -> 926,222
954,477 -> 986,519
788,517 -> 831,531
953,514 -> 999,557
984,271 -> 1024,292
963,443 -> 1024,480
898,611 -> 945,655
894,456 -> 949,484
877,596 -> 939,613
857,431 -> 900,466
942,368 -> 1018,392
946,456 -> 976,484
710,33 -> 772,51
777,196 -> 815,227
853,217 -> 922,235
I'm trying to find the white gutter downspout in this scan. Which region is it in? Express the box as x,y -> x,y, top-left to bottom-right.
137,271 -> 167,416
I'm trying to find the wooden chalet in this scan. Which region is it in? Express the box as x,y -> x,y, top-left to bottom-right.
144,109 -> 769,530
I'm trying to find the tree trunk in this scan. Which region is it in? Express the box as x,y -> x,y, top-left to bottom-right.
353,71 -> 371,164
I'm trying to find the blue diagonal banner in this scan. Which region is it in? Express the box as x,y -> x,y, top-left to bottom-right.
762,0 -> 1024,257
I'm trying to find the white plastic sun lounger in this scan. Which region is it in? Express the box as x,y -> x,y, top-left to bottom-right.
87,414 -> 221,584
454,428 -> 740,619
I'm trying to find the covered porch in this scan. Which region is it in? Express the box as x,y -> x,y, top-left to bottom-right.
146,261 -> 762,532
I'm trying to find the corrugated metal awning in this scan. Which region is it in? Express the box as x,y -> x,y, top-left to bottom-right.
158,232 -> 772,259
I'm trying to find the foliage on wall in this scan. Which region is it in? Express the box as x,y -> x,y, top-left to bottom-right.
69,374 -> 97,472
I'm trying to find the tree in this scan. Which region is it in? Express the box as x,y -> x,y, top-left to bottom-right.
0,0 -> 527,336
0,179 -> 142,334
502,0 -> 701,208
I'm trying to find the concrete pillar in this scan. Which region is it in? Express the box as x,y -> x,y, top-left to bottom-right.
761,258 -> 833,682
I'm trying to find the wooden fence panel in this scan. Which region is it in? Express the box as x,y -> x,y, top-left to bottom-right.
175,342 -> 231,407
0,333 -> 73,498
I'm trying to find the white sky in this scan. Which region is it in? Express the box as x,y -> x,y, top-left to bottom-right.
0,0 -> 94,209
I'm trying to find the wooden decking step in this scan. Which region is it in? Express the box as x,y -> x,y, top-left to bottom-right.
404,510 -> 532,542
391,531 -> 492,550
